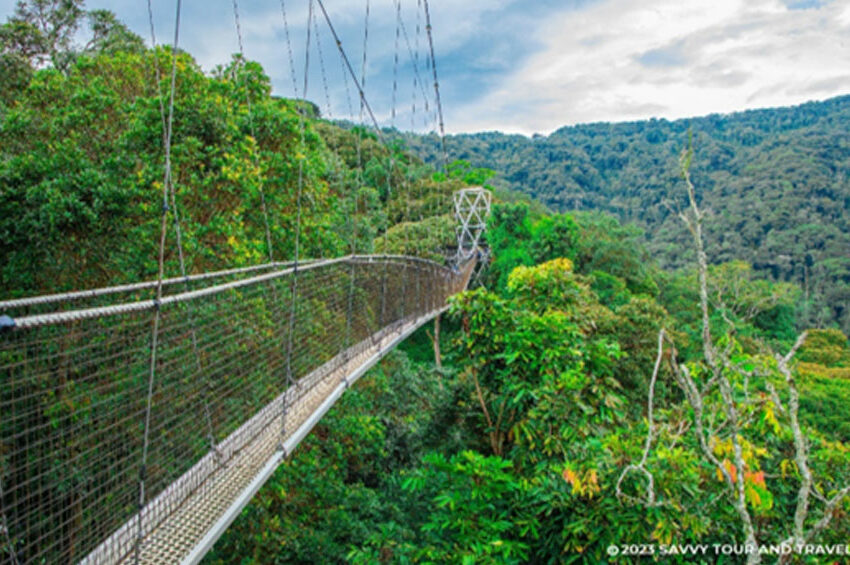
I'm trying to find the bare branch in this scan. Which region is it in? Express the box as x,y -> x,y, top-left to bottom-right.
661,198 -> 681,219
775,331 -> 811,546
804,485 -> 850,543
670,149 -> 760,562
470,368 -> 493,428
637,148 -> 843,564
617,329 -> 665,506
678,150 -> 719,374
781,331 -> 808,367
765,382 -> 787,418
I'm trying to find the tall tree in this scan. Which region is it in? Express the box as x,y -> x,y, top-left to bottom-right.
0,0 -> 85,71
0,0 -> 144,75
83,9 -> 144,55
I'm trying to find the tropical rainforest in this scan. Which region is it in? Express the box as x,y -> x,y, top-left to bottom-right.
401,97 -> 850,335
2,2 -> 850,564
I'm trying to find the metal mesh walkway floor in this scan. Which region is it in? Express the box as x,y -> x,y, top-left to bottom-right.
85,312 -> 445,565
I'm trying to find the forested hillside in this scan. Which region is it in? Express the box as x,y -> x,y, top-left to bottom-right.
400,97 -> 850,332
0,17 -> 459,297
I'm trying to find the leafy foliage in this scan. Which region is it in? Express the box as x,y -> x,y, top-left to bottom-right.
402,97 -> 850,333
0,53 -> 459,296
204,351 -> 457,564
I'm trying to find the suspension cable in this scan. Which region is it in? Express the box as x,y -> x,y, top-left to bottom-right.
396,2 -> 432,123
414,0 -> 437,219
146,0 -> 213,460
412,0 -> 427,225
315,0 -> 385,145
391,1 -> 400,129
313,6 -> 336,259
422,0 -> 447,170
278,0 -> 300,98
233,0 -> 276,263
415,0 -> 432,130
394,0 -> 411,329
312,6 -> 333,121
339,46 -> 358,254
138,0 -> 182,561
145,0 -> 167,142
379,0 -> 403,329
353,0 -> 369,254
314,0 -> 443,255
338,27 -> 359,364
360,0 -> 370,116
282,0 -> 313,448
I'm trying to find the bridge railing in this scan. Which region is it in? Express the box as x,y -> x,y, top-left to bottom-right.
0,255 -> 473,565
0,260 -> 327,319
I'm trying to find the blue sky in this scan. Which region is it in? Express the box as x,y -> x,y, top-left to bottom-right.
2,0 -> 850,135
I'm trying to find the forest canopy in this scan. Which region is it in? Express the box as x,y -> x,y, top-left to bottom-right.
400,96 -> 850,334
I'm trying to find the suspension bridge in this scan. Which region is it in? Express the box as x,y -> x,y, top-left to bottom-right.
0,0 -> 490,562
0,252 -> 478,564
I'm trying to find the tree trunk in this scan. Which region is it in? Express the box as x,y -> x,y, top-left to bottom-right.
432,315 -> 442,369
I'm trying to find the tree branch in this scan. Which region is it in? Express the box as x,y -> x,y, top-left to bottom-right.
616,329 -> 665,506
776,331 -> 811,546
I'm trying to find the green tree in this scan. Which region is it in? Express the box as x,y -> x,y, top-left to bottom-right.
83,9 -> 144,55
399,451 -> 531,565
0,0 -> 85,71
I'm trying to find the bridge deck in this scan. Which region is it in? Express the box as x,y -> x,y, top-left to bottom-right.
82,311 -> 444,565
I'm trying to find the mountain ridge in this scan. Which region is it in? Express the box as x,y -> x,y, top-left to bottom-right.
400,93 -> 850,331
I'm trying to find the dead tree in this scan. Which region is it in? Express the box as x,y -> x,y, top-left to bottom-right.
619,146 -> 850,565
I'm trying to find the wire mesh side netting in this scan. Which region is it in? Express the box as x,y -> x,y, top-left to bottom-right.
0,256 -> 474,564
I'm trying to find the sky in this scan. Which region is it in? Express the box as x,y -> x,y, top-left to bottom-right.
2,0 -> 850,135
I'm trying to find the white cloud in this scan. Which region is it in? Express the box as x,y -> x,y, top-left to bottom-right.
449,0 -> 850,134
2,0 -> 849,134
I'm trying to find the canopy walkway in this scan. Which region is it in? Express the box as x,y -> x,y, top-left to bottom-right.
0,0 -> 482,560
0,255 -> 476,564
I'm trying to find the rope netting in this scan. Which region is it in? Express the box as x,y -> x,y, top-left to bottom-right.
0,255 -> 475,564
